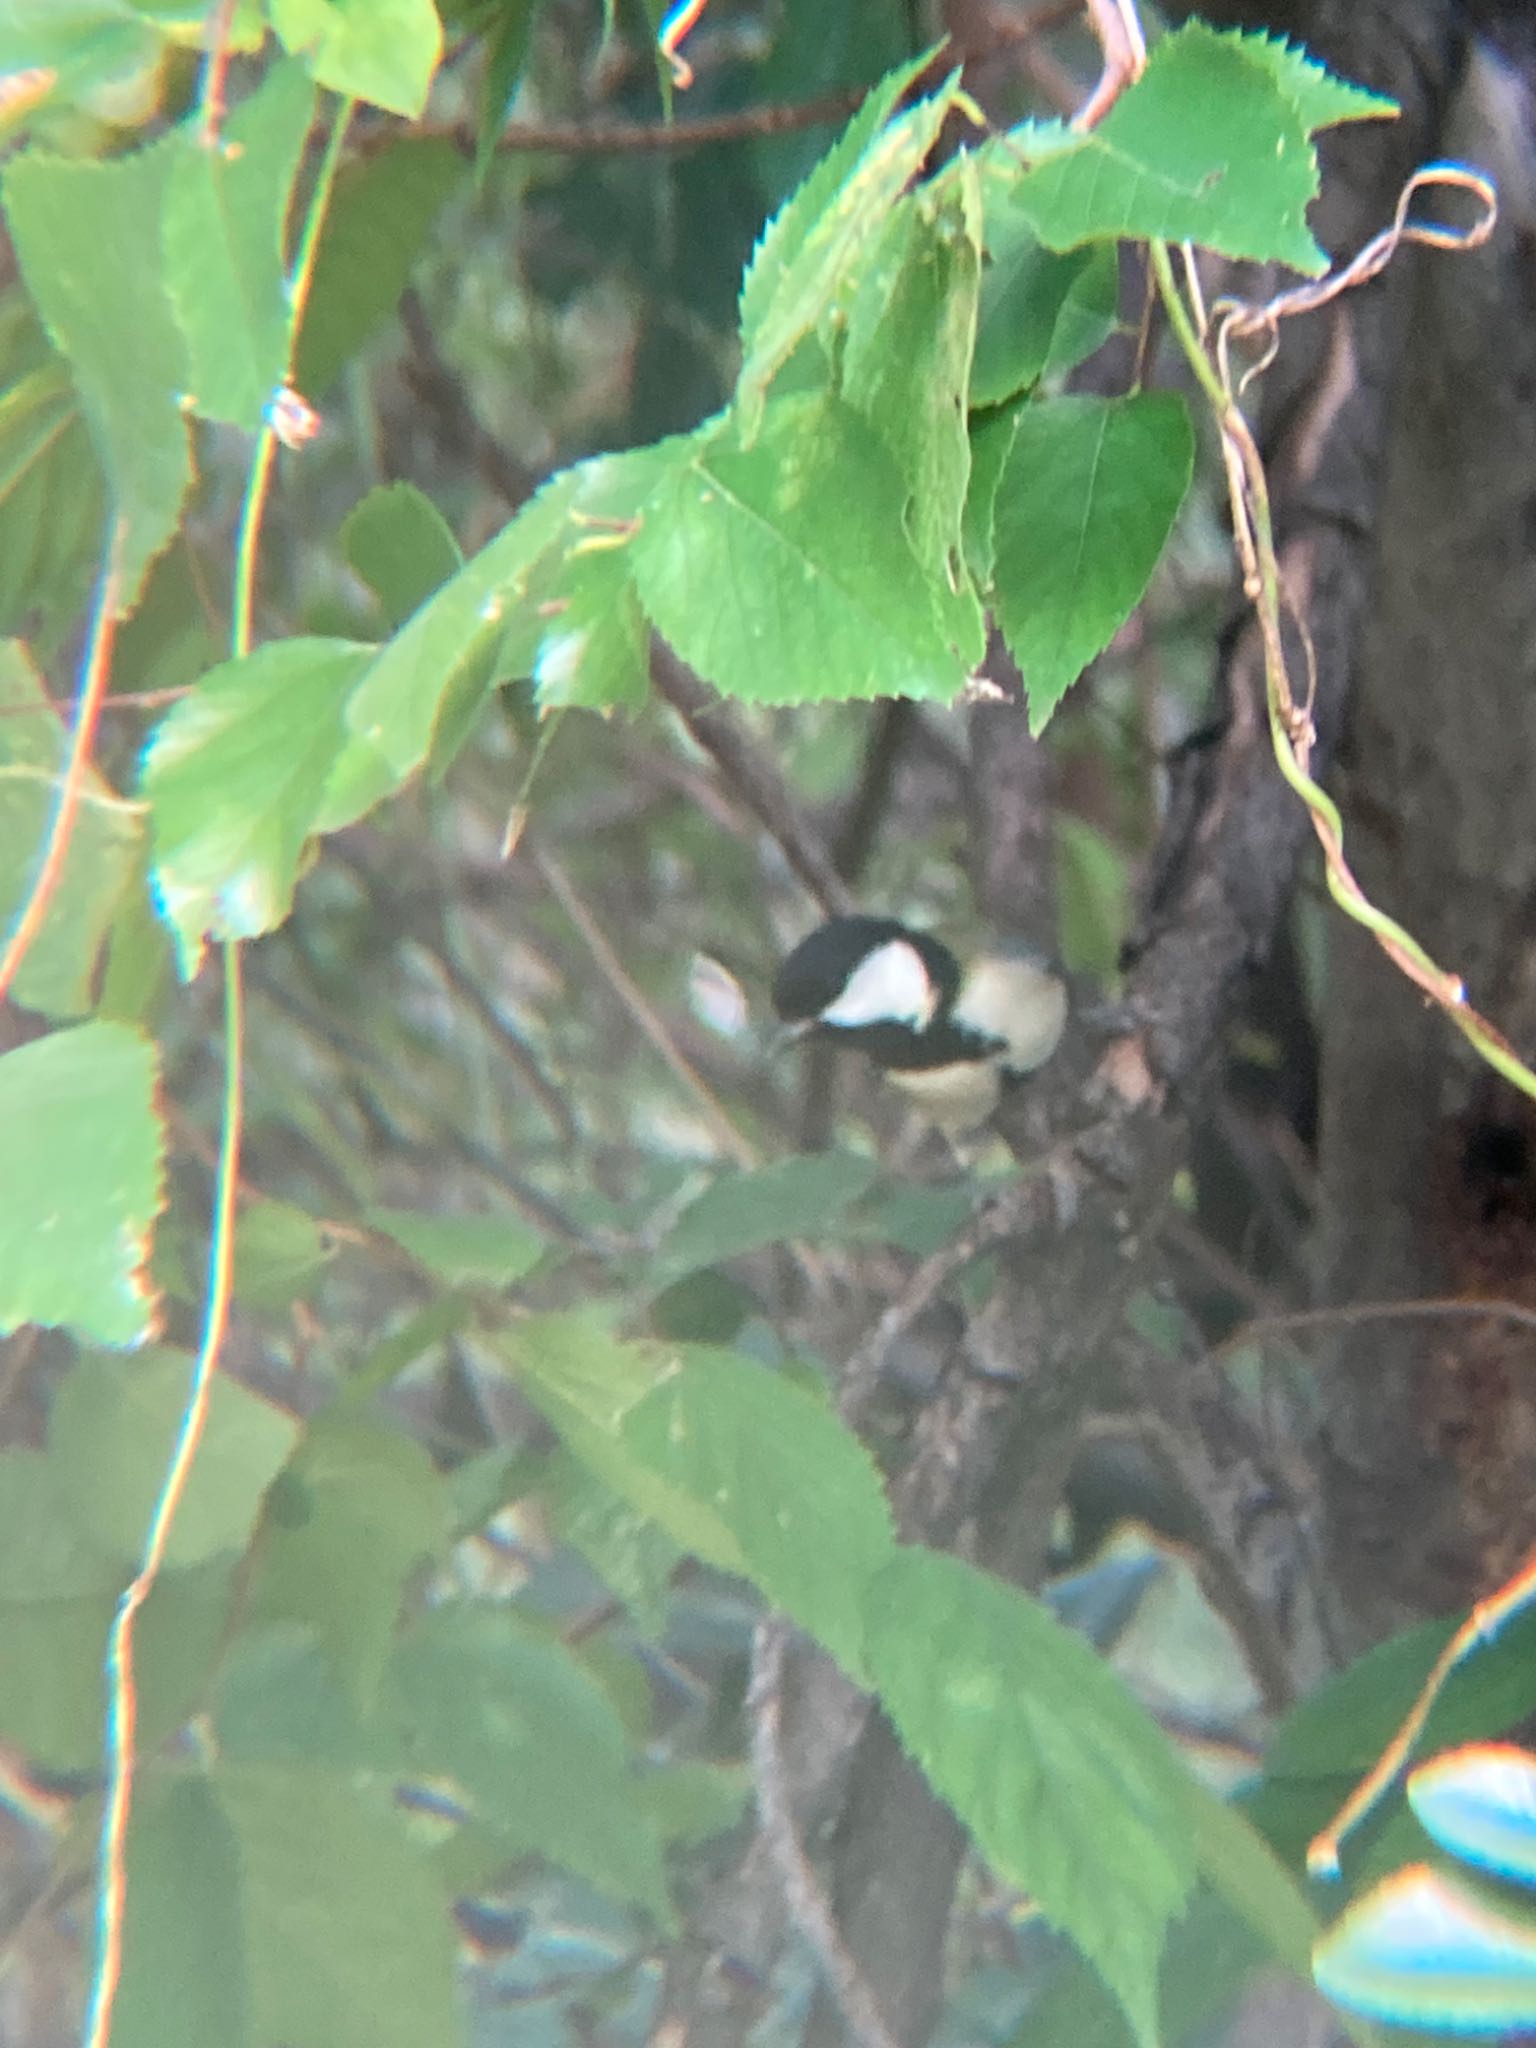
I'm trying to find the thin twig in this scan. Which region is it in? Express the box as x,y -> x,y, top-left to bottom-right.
195,0 -> 241,151
531,840 -> 759,1167
1215,1293 -> 1536,1361
652,652 -> 853,918
748,1619 -> 904,2048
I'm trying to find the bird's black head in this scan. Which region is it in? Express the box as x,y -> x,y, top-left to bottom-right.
772,915 -> 963,1067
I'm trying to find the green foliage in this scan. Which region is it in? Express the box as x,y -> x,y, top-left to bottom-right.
0,1020 -> 163,1345
0,11 -> 1431,2048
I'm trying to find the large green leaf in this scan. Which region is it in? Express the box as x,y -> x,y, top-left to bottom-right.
971,188 -> 1119,408
141,637 -> 373,975
507,1316 -> 896,1677
863,1546 -> 1195,2046
114,1770 -> 249,2048
1233,27 -> 1397,129
0,638 -> 142,1017
840,163 -> 982,582
736,50 -> 950,439
162,59 -> 316,430
48,1347 -> 299,1567
659,1152 -> 879,1273
1005,23 -> 1344,275
991,392 -> 1193,732
632,396 -> 979,705
268,0 -> 444,116
390,1602 -> 672,1916
3,137 -> 191,604
0,1020 -> 163,1346
249,1415 -> 446,1711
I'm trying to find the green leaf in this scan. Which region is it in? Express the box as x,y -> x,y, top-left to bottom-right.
114,1768 -> 250,2048
215,1760 -> 459,2048
390,1601 -> 672,1916
161,60 -> 314,430
737,53 -> 958,440
1005,23 -> 1333,275
49,1347 -> 299,1567
1231,29 -> 1398,130
972,189 -> 1118,407
0,1020 -> 163,1346
250,1416 -> 446,1709
141,637 -> 372,975
841,163 -> 982,581
233,1197 -> 333,1310
295,138 -> 466,395
1190,1782 -> 1318,1977
660,1152 -> 879,1272
632,396 -> 978,706
3,137 -> 191,604
340,480 -> 462,631
269,0 -> 444,116
508,1316 -> 897,1676
0,1 -> 162,111
991,392 -> 1193,733
366,1203 -> 545,1286
863,1546 -> 1195,2045
0,363 -> 104,649
0,638 -> 142,1017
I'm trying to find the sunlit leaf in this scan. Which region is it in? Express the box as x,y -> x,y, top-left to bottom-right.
4,136 -> 191,603
0,1019 -> 163,1346
268,0 -> 443,117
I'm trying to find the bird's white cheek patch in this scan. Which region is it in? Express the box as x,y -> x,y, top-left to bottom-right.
821,939 -> 936,1029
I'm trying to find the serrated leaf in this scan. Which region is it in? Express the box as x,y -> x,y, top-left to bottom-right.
0,638 -> 142,1016
1006,23 -> 1330,275
992,392 -> 1192,732
4,138 -> 191,604
660,1151 -> 879,1273
972,187 -> 1118,407
737,57 -> 960,440
367,1203 -> 545,1286
250,1416 -> 446,1710
506,1316 -> 897,1677
864,1546 -> 1195,2045
1233,29 -> 1398,130
295,138 -> 466,395
0,1020 -> 163,1346
162,60 -> 315,430
390,1602 -> 672,1916
269,0 -> 443,116
631,395 -> 978,706
142,636 -> 372,976
475,0 -> 537,177
214,1761 -> 459,2048
842,164 -> 981,580
340,480 -> 462,631
49,1347 -> 299,1567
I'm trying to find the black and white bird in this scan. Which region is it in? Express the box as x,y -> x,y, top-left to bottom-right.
772,913 -> 1067,1131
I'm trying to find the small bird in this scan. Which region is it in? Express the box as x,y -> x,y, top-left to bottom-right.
772,913 -> 1067,1131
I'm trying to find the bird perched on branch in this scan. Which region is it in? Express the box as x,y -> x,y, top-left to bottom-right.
772,913 -> 1067,1132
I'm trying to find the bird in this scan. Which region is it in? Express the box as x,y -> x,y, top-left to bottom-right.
771,913 -> 1067,1131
